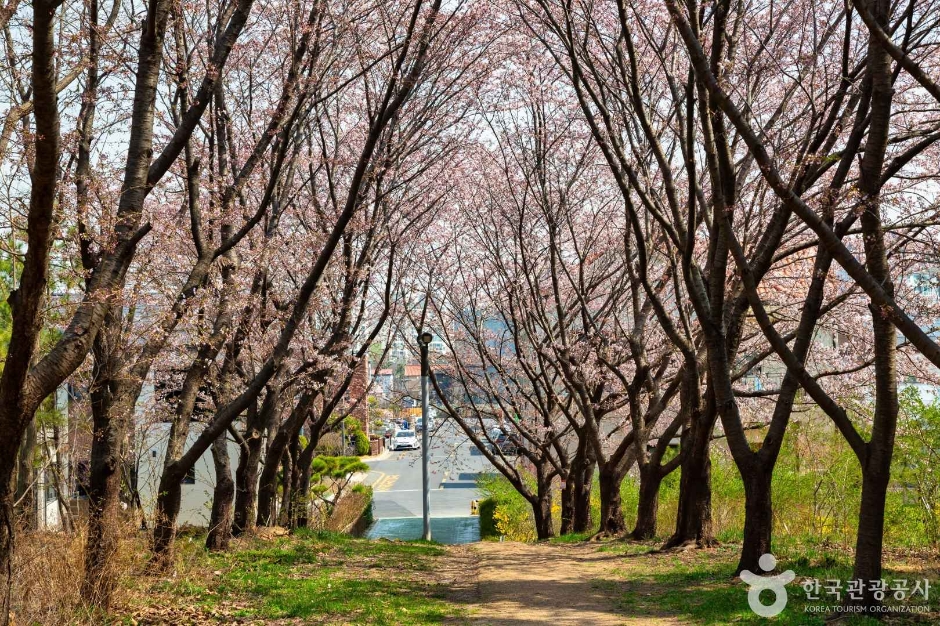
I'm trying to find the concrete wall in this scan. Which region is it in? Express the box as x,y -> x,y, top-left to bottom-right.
136,423 -> 239,527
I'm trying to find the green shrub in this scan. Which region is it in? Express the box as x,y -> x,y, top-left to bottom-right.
892,388 -> 940,548
476,473 -> 535,540
478,498 -> 498,538
309,456 -> 370,524
353,430 -> 370,456
316,432 -> 343,456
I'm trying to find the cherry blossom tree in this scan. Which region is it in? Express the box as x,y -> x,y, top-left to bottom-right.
660,0 -> 940,606
517,0 -> 939,588
147,0 -> 488,567
0,0 -> 258,615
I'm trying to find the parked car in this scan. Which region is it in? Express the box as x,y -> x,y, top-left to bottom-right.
470,418 -> 497,437
487,428 -> 518,455
391,429 -> 419,451
416,416 -> 435,432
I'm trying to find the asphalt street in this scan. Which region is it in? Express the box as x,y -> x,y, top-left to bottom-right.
363,419 -> 491,543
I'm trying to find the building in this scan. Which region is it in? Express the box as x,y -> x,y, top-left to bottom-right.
135,423 -> 240,527
344,357 -> 371,437
374,368 -> 394,398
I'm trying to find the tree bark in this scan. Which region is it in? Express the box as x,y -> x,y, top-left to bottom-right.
572,444 -> 595,533
664,401 -> 717,548
561,436 -> 594,535
0,2 -> 62,616
150,469 -> 183,569
848,0 -> 897,612
290,457 -> 313,529
81,326 -> 134,608
631,463 -> 663,540
0,464 -> 15,626
596,466 -> 626,536
15,421 -> 37,530
232,430 -> 264,534
233,389 -> 279,534
291,421 -> 328,529
206,434 -> 235,551
736,468 -> 774,575
278,440 -> 296,526
531,463 -> 555,540
852,460 -> 892,610
560,476 -> 574,536
561,433 -> 594,535
255,391 -> 314,527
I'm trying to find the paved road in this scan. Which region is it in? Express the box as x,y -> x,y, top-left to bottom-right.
363,419 -> 491,543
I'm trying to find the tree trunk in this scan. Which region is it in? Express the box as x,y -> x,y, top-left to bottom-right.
292,426 -> 322,528
206,435 -> 235,551
232,427 -> 264,535
291,460 -> 313,529
255,455 -> 279,527
631,463 -> 663,540
234,386 -> 283,534
560,473 -> 574,536
664,405 -> 717,548
254,391 -> 316,528
150,469 -> 183,570
278,442 -> 296,526
596,466 -> 626,536
848,0 -> 897,611
735,467 -> 773,575
15,421 -> 37,530
562,434 -> 594,535
532,464 -> 555,540
851,460 -> 892,611
573,447 -> 595,533
0,453 -> 17,624
0,0 -> 61,615
81,375 -> 132,609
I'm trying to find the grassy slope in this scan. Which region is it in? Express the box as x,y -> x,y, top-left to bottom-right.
121,530 -> 464,625
117,529 -> 936,625
589,538 -> 937,625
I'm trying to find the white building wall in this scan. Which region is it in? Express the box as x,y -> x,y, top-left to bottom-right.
136,423 -> 239,527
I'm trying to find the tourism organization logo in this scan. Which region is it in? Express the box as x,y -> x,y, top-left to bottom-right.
740,553 -> 934,618
740,553 -> 795,617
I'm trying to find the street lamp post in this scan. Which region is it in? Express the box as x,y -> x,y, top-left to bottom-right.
418,331 -> 433,541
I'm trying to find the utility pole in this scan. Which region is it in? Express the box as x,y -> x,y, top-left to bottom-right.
418,331 -> 433,541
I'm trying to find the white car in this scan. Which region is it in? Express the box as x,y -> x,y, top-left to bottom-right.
391,429 -> 419,451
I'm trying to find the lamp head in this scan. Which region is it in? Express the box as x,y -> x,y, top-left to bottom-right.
419,331 -> 433,346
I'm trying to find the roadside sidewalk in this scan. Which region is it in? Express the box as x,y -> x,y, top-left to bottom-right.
359,447 -> 392,463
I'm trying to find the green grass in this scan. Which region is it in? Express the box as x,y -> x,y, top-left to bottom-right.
594,539 -> 934,625
124,530 -> 465,625
550,532 -> 595,543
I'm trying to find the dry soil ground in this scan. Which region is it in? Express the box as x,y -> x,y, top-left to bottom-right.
446,541 -> 686,625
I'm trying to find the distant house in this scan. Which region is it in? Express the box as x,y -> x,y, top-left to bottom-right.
401,364 -> 422,408
374,368 -> 394,398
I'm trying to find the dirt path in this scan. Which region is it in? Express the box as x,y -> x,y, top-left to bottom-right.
449,541 -> 687,625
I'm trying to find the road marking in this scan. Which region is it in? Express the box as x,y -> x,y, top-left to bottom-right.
367,471 -> 386,487
373,474 -> 400,492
